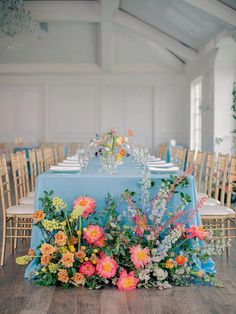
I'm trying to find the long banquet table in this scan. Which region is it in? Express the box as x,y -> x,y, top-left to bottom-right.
25,157 -> 203,278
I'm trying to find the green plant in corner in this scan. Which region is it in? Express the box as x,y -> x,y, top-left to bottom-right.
231,82 -> 236,153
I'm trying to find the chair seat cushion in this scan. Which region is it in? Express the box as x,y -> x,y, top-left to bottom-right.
19,197 -> 34,205
28,191 -> 35,198
7,204 -> 34,215
197,192 -> 208,199
200,205 -> 235,216
203,198 -> 221,206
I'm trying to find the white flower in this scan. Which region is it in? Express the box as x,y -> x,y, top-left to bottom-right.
153,266 -> 168,280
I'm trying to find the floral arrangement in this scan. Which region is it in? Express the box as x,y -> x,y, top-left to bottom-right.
95,128 -> 133,164
17,173 -> 219,290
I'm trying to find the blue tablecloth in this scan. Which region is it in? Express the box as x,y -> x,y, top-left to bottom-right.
25,157 -> 205,278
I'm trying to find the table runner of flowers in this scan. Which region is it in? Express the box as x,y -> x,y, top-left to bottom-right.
17,171 -> 220,290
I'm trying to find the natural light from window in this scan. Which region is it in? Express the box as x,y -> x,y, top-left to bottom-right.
190,77 -> 202,151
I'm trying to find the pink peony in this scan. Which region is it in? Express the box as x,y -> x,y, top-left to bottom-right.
96,256 -> 118,279
133,213 -> 147,236
83,225 -> 105,245
116,270 -> 139,291
186,225 -> 209,240
130,244 -> 151,269
79,261 -> 96,277
73,196 -> 96,219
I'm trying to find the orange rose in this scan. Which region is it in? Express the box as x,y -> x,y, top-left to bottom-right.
60,251 -> 74,268
197,270 -> 203,278
71,272 -> 85,285
128,129 -> 134,137
27,248 -> 35,257
165,260 -> 174,269
41,254 -> 51,266
54,231 -> 67,247
32,210 -> 45,223
74,250 -> 86,260
58,269 -> 69,283
176,255 -> 188,266
40,243 -> 57,256
69,236 -> 78,245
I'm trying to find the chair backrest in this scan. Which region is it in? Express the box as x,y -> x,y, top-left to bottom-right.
36,148 -> 44,175
203,152 -> 215,197
157,144 -> 167,160
186,150 -> 195,170
43,147 -> 54,171
29,149 -> 37,191
226,155 -> 236,210
11,153 -> 24,205
213,153 -> 229,204
170,147 -> 177,163
0,155 -> 12,218
57,144 -> 65,162
193,151 -> 206,192
53,145 -> 59,164
69,143 -> 79,156
17,150 -> 30,196
175,147 -> 187,171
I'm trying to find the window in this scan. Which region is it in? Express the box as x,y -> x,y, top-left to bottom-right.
190,77 -> 202,150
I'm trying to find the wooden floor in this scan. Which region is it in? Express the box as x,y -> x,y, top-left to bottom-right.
0,238 -> 236,314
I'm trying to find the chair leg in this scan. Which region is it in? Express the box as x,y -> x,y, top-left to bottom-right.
14,217 -> 18,250
9,218 -> 13,255
1,218 -> 7,266
226,218 -> 231,257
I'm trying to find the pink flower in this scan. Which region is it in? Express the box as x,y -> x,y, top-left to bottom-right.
116,270 -> 139,291
83,225 -> 105,246
96,256 -> 118,279
79,261 -> 96,277
73,196 -> 96,219
128,129 -> 134,137
130,244 -> 151,269
186,225 -> 209,240
133,214 -> 147,236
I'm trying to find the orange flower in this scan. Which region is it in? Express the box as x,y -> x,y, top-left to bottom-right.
60,251 -> 74,268
128,129 -> 134,137
68,236 -> 78,245
54,231 -> 67,247
74,250 -> 86,260
96,256 -> 118,279
32,210 -> 45,223
165,260 -> 174,269
58,269 -> 69,283
197,270 -> 203,278
130,244 -> 151,269
41,254 -> 51,266
117,270 -> 139,291
120,149 -> 126,157
176,255 -> 188,266
40,243 -> 57,256
83,225 -> 105,246
27,248 -> 35,257
71,272 -> 85,285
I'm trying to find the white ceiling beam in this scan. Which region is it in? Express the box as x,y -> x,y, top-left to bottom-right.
183,0 -> 236,28
97,0 -> 120,71
24,1 -> 101,23
113,10 -> 198,60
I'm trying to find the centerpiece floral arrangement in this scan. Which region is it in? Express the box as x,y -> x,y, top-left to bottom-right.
17,171 -> 220,290
94,128 -> 134,174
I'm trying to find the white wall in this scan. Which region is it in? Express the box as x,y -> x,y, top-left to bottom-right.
214,38 -> 236,154
0,73 -> 188,152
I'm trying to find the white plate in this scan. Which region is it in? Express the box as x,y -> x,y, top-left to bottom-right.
146,162 -> 174,168
148,166 -> 179,172
146,159 -> 165,163
66,156 -> 78,161
58,162 -> 81,167
63,159 -> 79,164
49,166 -> 80,172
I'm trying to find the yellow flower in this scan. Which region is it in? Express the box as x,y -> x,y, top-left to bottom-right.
93,249 -> 98,253
116,154 -> 122,161
68,245 -> 75,253
61,221 -> 67,227
69,218 -> 73,223
77,230 -> 81,235
84,257 -> 89,261
83,228 -> 88,232
92,260 -> 97,265
42,267 -> 46,272
81,246 -> 86,251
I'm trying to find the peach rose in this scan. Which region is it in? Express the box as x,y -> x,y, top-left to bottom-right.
71,272 -> 85,285
32,210 -> 45,223
41,254 -> 51,266
27,248 -> 35,257
68,236 -> 78,245
58,269 -> 69,283
74,250 -> 86,260
40,243 -> 57,256
54,231 -> 67,247
60,251 -> 74,268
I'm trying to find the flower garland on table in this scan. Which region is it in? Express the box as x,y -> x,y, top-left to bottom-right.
17,173 -> 221,290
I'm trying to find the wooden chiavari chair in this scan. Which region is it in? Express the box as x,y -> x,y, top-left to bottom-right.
157,144 -> 167,160
36,148 -> 44,175
186,150 -> 195,169
53,145 -> 59,165
200,155 -> 236,256
69,143 -> 79,156
43,147 -> 54,171
174,147 -> 187,171
57,144 -> 65,162
0,154 -> 33,266
193,151 -> 206,192
11,153 -> 34,206
28,149 -> 37,194
170,146 -> 177,163
198,152 -> 215,200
